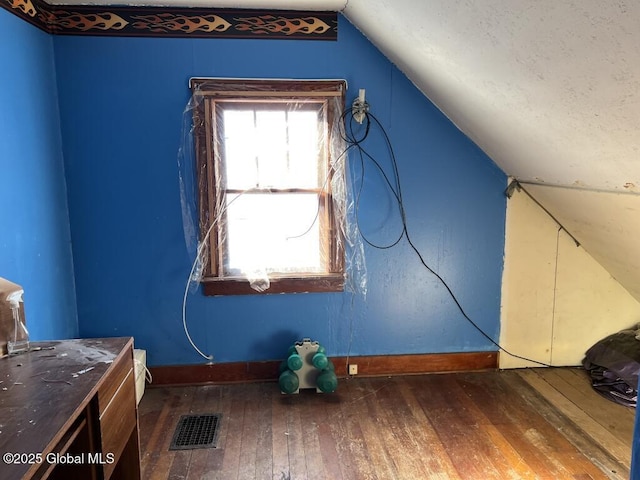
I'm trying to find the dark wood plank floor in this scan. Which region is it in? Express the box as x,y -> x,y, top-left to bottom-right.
138,368 -> 634,479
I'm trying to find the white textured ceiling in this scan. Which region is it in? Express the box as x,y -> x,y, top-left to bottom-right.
52,0 -> 640,301
340,0 -> 640,301
343,0 -> 640,193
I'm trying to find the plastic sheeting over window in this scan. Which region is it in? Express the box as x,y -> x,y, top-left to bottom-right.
177,78 -> 366,296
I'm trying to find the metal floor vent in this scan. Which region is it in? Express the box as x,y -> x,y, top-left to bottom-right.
169,414 -> 221,450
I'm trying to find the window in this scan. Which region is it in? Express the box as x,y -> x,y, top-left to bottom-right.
190,79 -> 347,295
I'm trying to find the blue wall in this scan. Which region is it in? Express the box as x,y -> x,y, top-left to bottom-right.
53,16 -> 506,366
0,9 -> 78,340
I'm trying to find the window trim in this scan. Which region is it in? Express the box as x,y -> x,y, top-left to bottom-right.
190,78 -> 347,296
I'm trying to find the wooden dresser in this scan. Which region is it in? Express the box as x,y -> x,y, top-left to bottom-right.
0,337 -> 141,480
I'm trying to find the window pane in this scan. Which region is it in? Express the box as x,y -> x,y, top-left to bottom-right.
224,110 -> 258,189
255,110 -> 289,188
222,106 -> 322,190
224,193 -> 323,275
287,110 -> 322,188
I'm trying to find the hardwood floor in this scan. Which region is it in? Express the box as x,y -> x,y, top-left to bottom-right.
138,367 -> 635,479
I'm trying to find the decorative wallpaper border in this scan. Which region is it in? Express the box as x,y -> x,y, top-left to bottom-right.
1,0 -> 338,40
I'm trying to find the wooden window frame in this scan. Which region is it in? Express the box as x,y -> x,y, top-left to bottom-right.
190,78 -> 347,296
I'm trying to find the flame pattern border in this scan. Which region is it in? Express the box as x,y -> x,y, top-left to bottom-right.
1,0 -> 337,40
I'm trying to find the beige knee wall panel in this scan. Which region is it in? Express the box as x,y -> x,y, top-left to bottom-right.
499,187 -> 640,369
500,188 -> 558,368
551,233 -> 640,365
526,185 -> 640,304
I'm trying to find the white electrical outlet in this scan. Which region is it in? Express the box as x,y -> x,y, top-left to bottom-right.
349,364 -> 358,375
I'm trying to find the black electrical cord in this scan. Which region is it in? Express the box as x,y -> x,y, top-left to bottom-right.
342,105 -> 552,368
342,108 -> 407,250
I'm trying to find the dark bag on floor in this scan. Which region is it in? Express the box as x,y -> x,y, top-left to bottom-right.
582,326 -> 640,407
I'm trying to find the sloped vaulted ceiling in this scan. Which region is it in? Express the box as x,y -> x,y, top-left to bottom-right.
342,0 -> 640,302
41,0 -> 640,300
344,0 -> 640,192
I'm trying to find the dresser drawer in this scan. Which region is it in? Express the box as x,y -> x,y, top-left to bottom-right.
100,368 -> 137,479
98,350 -> 132,415
97,345 -> 138,479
